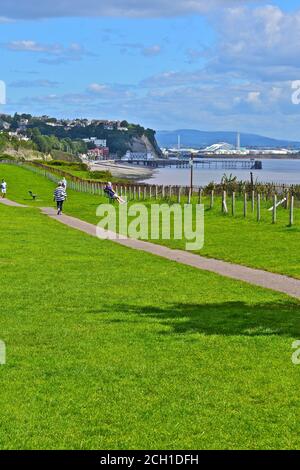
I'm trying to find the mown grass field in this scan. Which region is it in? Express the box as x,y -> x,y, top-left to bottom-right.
0,202 -> 300,449
1,163 -> 300,278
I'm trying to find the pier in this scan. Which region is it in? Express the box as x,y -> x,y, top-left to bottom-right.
118,158 -> 263,170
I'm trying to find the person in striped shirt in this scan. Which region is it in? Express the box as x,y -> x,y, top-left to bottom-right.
53,182 -> 67,215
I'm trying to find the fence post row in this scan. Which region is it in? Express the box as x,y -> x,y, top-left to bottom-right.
1,161 -> 297,226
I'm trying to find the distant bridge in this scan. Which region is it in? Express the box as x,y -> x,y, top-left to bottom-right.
117,158 -> 263,170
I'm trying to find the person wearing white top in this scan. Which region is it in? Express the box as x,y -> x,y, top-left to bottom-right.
1,179 -> 7,198
62,177 -> 67,189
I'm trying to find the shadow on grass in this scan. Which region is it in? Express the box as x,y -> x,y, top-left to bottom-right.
91,301 -> 300,337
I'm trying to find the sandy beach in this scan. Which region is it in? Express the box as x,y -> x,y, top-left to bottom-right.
89,160 -> 155,181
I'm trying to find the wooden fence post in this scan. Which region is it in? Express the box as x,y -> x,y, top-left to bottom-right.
222,191 -> 228,214
272,194 -> 277,224
198,188 -> 203,204
289,195 -> 294,226
210,190 -> 214,209
285,190 -> 289,209
244,192 -> 247,218
232,192 -> 235,216
257,193 -> 261,222
251,190 -> 255,212
177,186 -> 181,203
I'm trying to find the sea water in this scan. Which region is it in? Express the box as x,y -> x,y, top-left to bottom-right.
141,159 -> 300,186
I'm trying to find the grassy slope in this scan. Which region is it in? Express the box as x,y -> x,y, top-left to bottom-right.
1,163 -> 300,278
0,203 -> 300,449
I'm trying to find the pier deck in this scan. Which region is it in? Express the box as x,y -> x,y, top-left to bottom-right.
118,158 -> 263,170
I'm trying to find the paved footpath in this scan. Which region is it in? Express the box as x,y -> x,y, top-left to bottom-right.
1,198 -> 300,299
0,198 -> 27,208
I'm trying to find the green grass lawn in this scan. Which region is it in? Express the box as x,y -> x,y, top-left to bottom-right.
1,202 -> 300,449
1,163 -> 300,278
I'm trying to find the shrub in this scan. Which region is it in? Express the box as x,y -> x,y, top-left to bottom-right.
0,154 -> 16,161
88,170 -> 112,180
45,160 -> 64,166
45,160 -> 89,171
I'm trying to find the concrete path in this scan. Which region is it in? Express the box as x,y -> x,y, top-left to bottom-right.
2,198 -> 300,299
40,207 -> 300,300
0,198 -> 27,208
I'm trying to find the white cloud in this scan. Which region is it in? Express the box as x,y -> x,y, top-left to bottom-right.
87,83 -> 135,99
10,79 -> 60,88
7,40 -> 59,52
115,42 -> 162,58
88,83 -> 108,93
142,45 -> 162,57
0,1 -> 264,19
209,6 -> 300,80
3,40 -> 92,64
246,91 -> 261,104
8,75 -> 300,139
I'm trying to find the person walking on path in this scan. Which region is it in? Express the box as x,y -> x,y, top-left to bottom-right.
1,179 -> 7,199
53,182 -> 67,215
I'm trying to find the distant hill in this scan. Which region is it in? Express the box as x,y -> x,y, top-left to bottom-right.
156,130 -> 300,149
0,113 -> 162,158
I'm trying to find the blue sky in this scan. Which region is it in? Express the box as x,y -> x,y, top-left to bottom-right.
1,0 -> 300,138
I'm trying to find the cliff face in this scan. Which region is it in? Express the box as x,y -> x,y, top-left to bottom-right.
1,146 -> 51,161
129,134 -> 162,158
